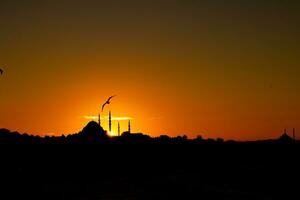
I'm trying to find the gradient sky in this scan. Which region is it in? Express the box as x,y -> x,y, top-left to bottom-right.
0,0 -> 299,140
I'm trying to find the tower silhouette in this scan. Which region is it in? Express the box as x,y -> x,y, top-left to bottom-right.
293,128 -> 296,141
98,113 -> 101,126
128,120 -> 131,133
109,111 -> 112,133
118,122 -> 120,136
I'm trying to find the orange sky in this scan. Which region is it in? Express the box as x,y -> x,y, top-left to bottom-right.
0,1 -> 300,140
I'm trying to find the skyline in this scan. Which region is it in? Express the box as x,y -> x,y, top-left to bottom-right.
0,1 -> 300,140
83,112 -> 133,137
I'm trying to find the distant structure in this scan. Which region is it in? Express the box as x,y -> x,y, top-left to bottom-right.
98,113 -> 101,126
109,111 -> 112,133
293,128 -> 296,141
279,128 -> 294,143
118,122 -> 120,136
79,121 -> 108,141
128,120 -> 131,133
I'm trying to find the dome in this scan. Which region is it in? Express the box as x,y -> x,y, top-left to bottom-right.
79,121 -> 108,140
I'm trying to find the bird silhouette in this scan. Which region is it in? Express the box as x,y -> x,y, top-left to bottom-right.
102,95 -> 116,112
0,69 -> 3,75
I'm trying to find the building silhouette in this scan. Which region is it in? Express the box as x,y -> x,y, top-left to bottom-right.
78,121 -> 108,141
279,128 -> 294,143
118,122 -> 120,136
98,113 -> 101,126
109,111 -> 112,133
293,128 -> 296,141
128,120 -> 131,133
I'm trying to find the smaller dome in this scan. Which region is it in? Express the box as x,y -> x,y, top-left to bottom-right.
278,133 -> 293,143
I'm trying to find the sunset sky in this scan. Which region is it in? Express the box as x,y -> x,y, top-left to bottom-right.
0,1 -> 299,140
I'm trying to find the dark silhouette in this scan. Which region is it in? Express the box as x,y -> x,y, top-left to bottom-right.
101,95 -> 116,112
0,68 -> 3,75
77,121 -> 108,141
278,129 -> 295,143
0,122 -> 298,146
293,128 -> 296,141
108,110 -> 112,132
128,119 -> 131,133
98,113 -> 101,126
279,132 -> 294,143
0,123 -> 299,199
118,121 -> 120,136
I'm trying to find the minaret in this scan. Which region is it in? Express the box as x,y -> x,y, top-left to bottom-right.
98,113 -> 101,126
128,120 -> 131,133
293,128 -> 296,141
109,110 -> 112,133
118,122 -> 120,136
284,128 -> 287,135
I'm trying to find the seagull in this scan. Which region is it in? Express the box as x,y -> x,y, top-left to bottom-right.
101,95 -> 116,112
0,69 -> 3,75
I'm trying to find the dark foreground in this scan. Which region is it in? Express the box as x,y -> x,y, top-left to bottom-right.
0,143 -> 299,200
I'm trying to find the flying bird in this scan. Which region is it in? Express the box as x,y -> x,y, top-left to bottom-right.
0,69 -> 3,75
102,95 -> 116,112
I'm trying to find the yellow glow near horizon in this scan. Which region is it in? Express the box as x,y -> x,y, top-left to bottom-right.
82,116 -> 134,121
81,115 -> 131,136
107,131 -> 118,137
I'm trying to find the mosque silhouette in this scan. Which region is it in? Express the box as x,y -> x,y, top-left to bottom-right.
96,110 -> 131,137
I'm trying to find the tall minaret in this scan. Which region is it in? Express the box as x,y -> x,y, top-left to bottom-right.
128,120 -> 131,133
293,128 -> 296,141
118,122 -> 120,136
98,113 -> 101,126
109,111 -> 112,133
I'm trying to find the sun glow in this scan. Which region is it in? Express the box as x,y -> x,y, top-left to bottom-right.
107,131 -> 117,137
81,115 -> 132,136
82,116 -> 133,121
